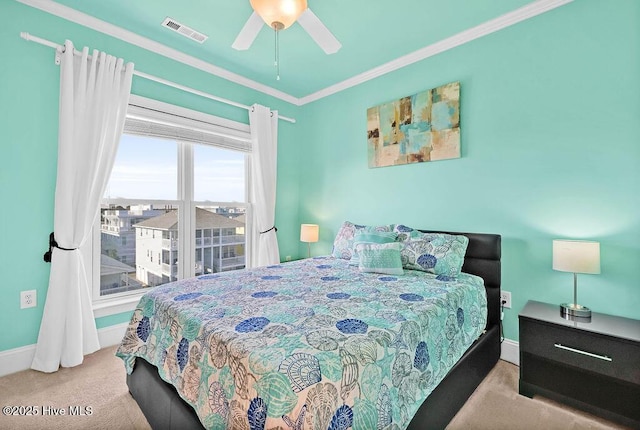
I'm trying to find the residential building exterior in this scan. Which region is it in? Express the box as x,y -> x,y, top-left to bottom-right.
100,205 -> 168,265
134,208 -> 245,287
100,254 -> 143,295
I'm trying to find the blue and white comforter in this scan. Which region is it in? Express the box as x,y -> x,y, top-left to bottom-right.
116,256 -> 487,429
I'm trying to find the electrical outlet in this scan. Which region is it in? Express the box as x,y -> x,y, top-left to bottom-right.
500,290 -> 512,309
285,255 -> 292,262
20,290 -> 37,309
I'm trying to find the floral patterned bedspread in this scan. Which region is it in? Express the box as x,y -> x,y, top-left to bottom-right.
116,256 -> 487,430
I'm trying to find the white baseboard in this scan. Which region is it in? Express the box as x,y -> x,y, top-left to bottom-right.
501,338 -> 520,366
0,323 -> 129,377
97,322 -> 129,348
0,344 -> 37,378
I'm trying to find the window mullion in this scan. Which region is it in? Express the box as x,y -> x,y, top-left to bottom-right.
178,141 -> 195,280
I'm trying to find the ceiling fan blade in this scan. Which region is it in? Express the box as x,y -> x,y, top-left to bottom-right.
297,9 -> 342,54
232,12 -> 264,50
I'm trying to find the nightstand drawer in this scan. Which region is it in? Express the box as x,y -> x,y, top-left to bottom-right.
520,318 -> 640,385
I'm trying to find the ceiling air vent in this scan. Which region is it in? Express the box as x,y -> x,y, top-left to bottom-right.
161,17 -> 208,44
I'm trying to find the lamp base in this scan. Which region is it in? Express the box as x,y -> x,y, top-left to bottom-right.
560,303 -> 591,318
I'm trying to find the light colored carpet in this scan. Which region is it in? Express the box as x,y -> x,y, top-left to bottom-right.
0,347 -> 149,430
447,360 -> 631,430
0,347 -> 630,429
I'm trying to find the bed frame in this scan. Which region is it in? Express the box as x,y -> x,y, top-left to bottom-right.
127,230 -> 501,430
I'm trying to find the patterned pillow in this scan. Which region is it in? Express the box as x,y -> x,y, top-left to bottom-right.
355,242 -> 404,275
393,225 -> 469,276
331,221 -> 393,260
351,231 -> 398,264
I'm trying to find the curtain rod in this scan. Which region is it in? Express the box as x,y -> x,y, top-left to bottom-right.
20,32 -> 296,124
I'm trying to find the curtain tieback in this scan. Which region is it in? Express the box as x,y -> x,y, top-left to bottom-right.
260,226 -> 277,234
43,232 -> 78,262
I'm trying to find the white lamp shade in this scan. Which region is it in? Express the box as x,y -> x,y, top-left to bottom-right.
250,0 -> 308,29
300,224 -> 319,243
552,240 -> 600,274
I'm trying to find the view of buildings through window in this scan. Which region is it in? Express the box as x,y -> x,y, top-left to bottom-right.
99,132 -> 247,297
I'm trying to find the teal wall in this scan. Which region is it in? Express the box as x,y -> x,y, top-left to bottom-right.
1,0 -> 638,353
295,0 -> 640,341
0,1 -> 301,351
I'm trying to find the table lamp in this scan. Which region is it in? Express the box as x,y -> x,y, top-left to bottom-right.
552,239 -> 600,318
300,224 -> 319,258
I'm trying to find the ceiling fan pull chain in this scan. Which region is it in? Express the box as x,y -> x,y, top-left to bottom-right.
273,23 -> 281,81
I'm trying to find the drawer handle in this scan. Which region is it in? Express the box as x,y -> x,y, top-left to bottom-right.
554,343 -> 612,362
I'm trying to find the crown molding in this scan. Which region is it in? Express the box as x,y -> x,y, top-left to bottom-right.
16,0 -> 300,106
298,0 -> 573,105
17,0 -> 572,108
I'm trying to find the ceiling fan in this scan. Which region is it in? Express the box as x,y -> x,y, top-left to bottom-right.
232,0 -> 342,55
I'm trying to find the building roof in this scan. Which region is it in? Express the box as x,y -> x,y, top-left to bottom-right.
100,254 -> 135,276
195,208 -> 245,229
133,208 -> 245,230
133,210 -> 178,230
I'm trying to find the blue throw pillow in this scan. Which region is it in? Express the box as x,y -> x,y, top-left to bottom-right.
355,242 -> 404,275
351,231 -> 398,264
331,221 -> 393,260
393,225 -> 468,276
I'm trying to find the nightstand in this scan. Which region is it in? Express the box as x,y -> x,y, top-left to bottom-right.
519,300 -> 640,428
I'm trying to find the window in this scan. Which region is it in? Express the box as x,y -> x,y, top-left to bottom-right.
93,95 -> 251,310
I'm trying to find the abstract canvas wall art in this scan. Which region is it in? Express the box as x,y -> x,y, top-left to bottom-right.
367,81 -> 460,168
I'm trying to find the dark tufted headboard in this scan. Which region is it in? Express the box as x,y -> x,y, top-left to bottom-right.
420,230 -> 502,328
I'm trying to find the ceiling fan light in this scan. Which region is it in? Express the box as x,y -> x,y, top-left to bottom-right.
250,0 -> 308,29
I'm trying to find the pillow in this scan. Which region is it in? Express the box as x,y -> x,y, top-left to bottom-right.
355,242 -> 404,275
354,231 -> 398,243
331,221 -> 393,260
393,225 -> 469,276
351,231 -> 398,264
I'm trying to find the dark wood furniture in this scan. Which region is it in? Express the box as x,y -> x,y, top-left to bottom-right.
127,231 -> 502,430
519,300 -> 640,428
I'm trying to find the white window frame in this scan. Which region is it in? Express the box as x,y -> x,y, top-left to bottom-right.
91,95 -> 252,318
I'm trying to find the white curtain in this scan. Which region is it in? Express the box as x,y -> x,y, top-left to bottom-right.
248,104 -> 280,267
31,41 -> 134,373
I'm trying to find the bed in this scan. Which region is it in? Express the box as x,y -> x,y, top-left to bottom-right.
118,228 -> 501,430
